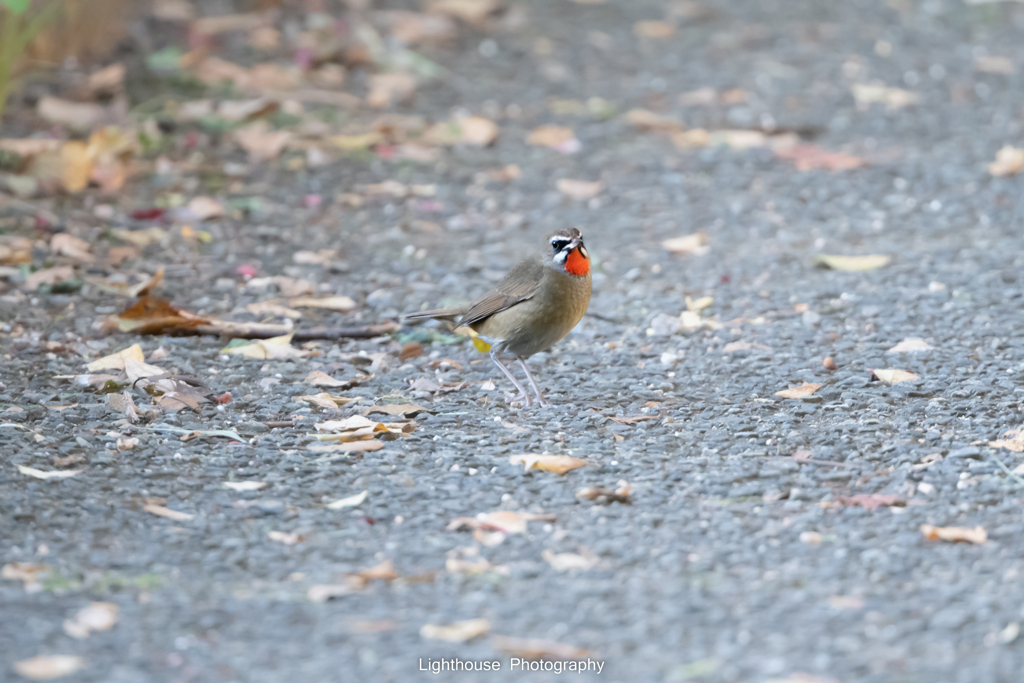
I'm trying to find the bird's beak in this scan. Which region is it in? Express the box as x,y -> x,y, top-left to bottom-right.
566,237 -> 583,252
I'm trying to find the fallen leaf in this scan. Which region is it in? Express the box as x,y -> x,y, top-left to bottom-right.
426,0 -> 503,26
576,480 -> 632,504
838,494 -> 904,511
542,549 -> 598,571
609,415 -> 658,424
1,562 -> 49,590
363,404 -> 432,417
421,619 -> 491,642
50,234 -> 94,263
317,416 -> 378,431
526,125 -> 580,153
775,383 -> 822,399
870,368 -> 919,384
989,145 -> 1024,177
88,63 -> 126,95
306,440 -> 385,453
223,481 -> 267,491
143,504 -> 194,521
110,227 -> 167,248
267,530 -> 302,545
115,437 -> 139,451
556,178 -> 602,200
37,96 -> 110,129
358,559 -> 398,581
447,510 -> 554,536
422,115 -> 499,146
775,144 -> 865,171
974,55 -> 1015,74
86,344 -> 145,372
813,254 -> 891,271
325,490 -> 368,509
367,72 -> 418,108
920,525 -> 987,544
296,393 -> 361,410
633,20 -> 675,38
234,120 -> 293,162
107,295 -> 209,334
625,108 -> 684,132
662,233 -> 710,256
25,266 -> 76,290
107,391 -> 139,424
16,465 -> 83,480
852,83 -> 918,110
723,341 -> 753,354
887,338 -> 933,353
490,635 -> 595,660
12,655 -> 86,681
63,602 -> 119,639
221,334 -> 308,359
987,427 -> 1024,452
287,295 -> 357,312
509,454 -> 587,475
185,196 -> 226,221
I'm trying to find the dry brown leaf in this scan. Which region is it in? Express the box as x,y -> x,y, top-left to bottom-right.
626,108 -> 684,132
50,234 -> 94,263
106,295 -> 209,334
576,480 -> 632,504
367,73 -> 418,108
526,125 -> 580,153
774,383 -> 822,399
542,549 -> 598,571
358,559 -> 398,581
426,0 -> 503,26
509,454 -> 587,475
63,602 -> 119,639
870,368 -> 919,384
491,635 -> 595,660
421,619 -> 490,642
989,145 -> 1024,177
143,504 -> 194,521
25,266 -> 75,290
814,254 -> 891,271
86,343 -> 145,372
837,494 -> 904,511
974,55 -> 1015,75
363,404 -> 432,417
12,655 -> 86,681
296,392 -> 361,410
633,20 -> 675,38
234,120 -> 293,162
609,415 -> 658,424
221,334 -> 308,359
920,525 -> 987,544
185,196 -> 226,221
89,64 -> 126,95
115,437 -> 139,451
662,233 -> 710,256
775,144 -> 865,171
852,83 -> 918,110
556,178 -> 602,200
987,428 -> 1024,452
287,295 -> 357,312
887,338 -> 933,353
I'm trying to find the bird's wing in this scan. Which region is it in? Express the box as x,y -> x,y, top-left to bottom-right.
456,257 -> 543,328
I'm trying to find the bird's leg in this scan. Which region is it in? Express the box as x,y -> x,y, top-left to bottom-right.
489,347 -> 531,407
517,357 -> 549,407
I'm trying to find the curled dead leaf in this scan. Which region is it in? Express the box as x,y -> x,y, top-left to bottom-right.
920,525 -> 987,544
870,368 -> 919,384
775,383 -> 822,399
509,454 -> 587,475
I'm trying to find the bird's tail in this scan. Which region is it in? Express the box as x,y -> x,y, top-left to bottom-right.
404,307 -> 464,325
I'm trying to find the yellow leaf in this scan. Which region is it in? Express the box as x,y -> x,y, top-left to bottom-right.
870,368 -> 919,384
509,454 -> 587,475
774,382 -> 822,399
814,254 -> 891,271
221,333 -> 307,359
86,343 -> 145,372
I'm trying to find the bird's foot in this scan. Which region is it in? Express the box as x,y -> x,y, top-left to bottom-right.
504,391 -> 532,408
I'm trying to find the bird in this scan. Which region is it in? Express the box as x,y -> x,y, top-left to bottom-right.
405,227 -> 592,407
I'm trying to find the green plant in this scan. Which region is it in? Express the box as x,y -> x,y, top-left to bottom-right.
0,0 -> 62,122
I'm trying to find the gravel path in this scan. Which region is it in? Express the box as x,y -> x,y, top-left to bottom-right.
4,1 -> 1024,681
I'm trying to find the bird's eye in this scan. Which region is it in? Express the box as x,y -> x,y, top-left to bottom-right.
551,239 -> 569,252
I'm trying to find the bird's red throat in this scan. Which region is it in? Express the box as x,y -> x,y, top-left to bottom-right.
564,248 -> 589,276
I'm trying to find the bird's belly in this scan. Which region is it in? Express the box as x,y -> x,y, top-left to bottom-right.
473,288 -> 588,358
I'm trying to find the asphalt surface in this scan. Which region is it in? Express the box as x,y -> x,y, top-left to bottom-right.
4,0 -> 1024,681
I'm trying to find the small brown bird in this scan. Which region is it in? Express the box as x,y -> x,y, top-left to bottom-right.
406,228 -> 592,406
